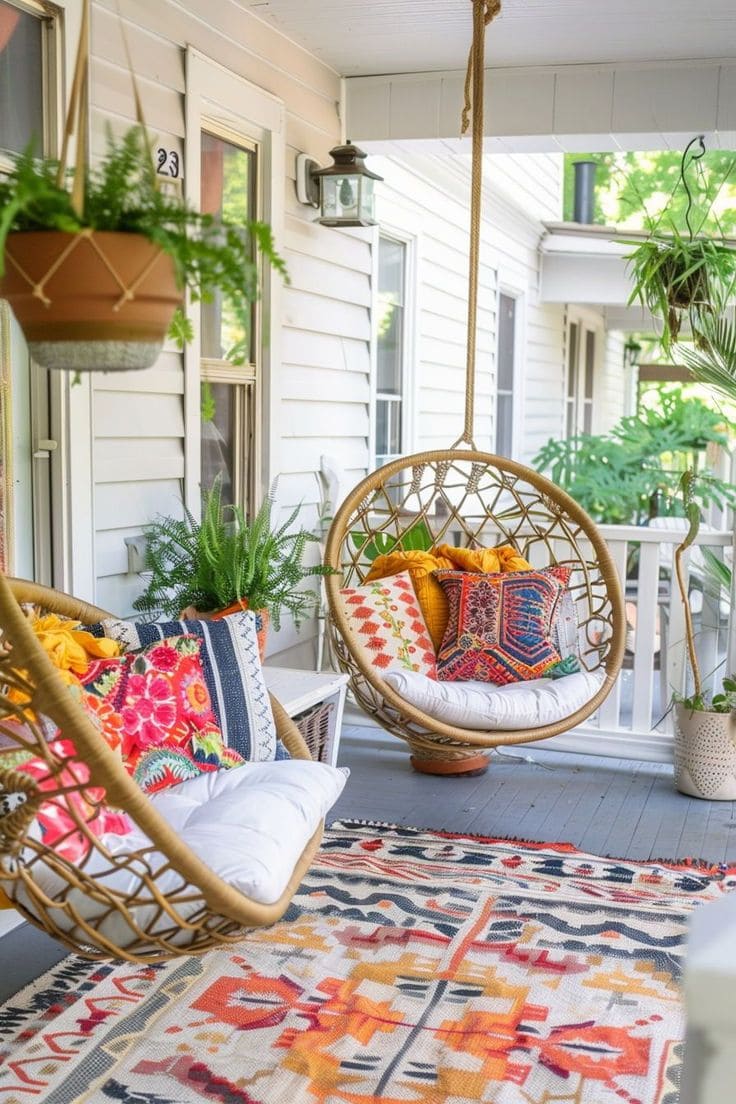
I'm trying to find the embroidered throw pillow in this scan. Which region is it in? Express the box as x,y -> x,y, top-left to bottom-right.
365,544 -> 533,651
78,636 -> 245,794
84,612 -> 279,762
339,573 -> 437,678
1,733 -> 133,863
435,566 -> 573,684
365,550 -> 455,651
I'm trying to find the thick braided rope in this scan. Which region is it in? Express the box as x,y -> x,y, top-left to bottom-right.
453,0 -> 501,449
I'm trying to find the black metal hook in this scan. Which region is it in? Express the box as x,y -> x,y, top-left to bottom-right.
681,134 -> 707,241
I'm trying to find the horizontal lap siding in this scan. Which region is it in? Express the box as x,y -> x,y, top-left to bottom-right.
89,0 -> 367,655
374,151 -> 567,463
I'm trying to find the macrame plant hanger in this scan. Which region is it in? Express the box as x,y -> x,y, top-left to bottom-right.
0,0 -> 180,373
324,0 -> 626,774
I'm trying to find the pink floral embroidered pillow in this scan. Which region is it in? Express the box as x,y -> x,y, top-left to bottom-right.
339,573 -> 437,678
3,734 -> 133,863
78,635 -> 245,794
434,566 -> 573,684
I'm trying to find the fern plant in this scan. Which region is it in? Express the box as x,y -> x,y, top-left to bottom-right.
133,478 -> 334,630
0,127 -> 288,342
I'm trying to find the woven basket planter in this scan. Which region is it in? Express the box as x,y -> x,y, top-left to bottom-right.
673,703 -> 736,800
0,230 -> 181,372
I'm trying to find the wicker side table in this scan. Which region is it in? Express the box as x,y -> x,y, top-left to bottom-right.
264,667 -> 349,766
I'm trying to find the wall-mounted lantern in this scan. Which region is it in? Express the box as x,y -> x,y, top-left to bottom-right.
296,142 -> 383,227
623,338 -> 642,370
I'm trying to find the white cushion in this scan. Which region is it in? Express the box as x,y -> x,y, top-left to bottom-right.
383,668 -> 604,730
14,760 -> 347,951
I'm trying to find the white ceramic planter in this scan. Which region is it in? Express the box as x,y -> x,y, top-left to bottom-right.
674,703 -> 736,800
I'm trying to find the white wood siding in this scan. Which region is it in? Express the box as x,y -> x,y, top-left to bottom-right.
373,150 -> 569,465
597,330 -> 627,433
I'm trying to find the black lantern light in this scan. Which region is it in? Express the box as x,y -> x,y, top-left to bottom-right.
296,141 -> 383,227
623,338 -> 642,370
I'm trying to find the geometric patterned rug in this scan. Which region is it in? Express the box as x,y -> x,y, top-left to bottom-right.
1,820 -> 734,1104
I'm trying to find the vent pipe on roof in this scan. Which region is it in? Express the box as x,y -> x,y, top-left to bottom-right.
573,160 -> 598,224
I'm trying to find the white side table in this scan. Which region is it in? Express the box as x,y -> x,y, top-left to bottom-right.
264,667 -> 349,767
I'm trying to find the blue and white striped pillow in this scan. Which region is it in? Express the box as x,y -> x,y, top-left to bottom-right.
85,612 -> 285,762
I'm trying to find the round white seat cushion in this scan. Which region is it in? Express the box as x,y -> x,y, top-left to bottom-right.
15,760 -> 347,952
383,668 -> 604,730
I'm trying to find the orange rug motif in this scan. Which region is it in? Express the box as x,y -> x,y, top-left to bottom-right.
1,820 -> 733,1103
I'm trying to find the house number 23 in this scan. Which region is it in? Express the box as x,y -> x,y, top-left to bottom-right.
156,148 -> 180,178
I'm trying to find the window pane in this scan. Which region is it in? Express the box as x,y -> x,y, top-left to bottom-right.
375,398 -> 389,458
379,237 -> 405,306
201,382 -> 238,507
566,399 -> 575,439
583,398 -> 593,435
497,294 -> 516,391
496,393 -> 513,457
585,330 -> 595,399
0,3 -> 43,156
377,236 -> 405,396
200,132 -> 256,363
567,322 -> 579,398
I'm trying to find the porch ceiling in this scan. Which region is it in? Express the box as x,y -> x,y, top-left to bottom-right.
244,1 -> 736,150
243,1 -> 735,77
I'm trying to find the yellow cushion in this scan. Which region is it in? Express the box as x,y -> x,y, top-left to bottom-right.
365,550 -> 454,650
434,543 -> 532,575
0,888 -> 13,910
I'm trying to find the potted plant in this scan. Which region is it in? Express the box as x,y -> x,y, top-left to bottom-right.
622,137 -> 736,351
132,478 -> 334,656
672,471 -> 736,800
0,125 -> 286,373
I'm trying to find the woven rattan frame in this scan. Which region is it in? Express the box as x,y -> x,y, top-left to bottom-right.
0,576 -> 319,962
325,450 -> 626,761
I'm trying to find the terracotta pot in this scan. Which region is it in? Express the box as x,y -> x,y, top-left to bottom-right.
410,752 -> 491,777
180,601 -> 269,662
673,703 -> 736,800
0,231 -> 181,371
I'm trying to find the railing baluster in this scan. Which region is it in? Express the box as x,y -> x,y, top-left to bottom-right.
598,536 -> 628,732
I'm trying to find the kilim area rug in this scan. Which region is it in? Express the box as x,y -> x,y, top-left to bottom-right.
1,820 -> 734,1104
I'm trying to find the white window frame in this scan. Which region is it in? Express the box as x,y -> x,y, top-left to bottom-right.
0,1 -> 92,597
185,48 -> 285,516
565,308 -> 602,438
370,226 -> 417,471
494,281 -> 524,458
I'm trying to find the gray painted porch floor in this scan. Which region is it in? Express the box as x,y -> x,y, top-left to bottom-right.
2,725 -> 736,1005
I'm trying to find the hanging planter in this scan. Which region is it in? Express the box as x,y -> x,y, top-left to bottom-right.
0,231 -> 180,372
0,0 -> 285,374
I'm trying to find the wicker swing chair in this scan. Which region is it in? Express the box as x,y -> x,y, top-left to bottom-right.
0,576 -> 324,962
324,2 -> 626,772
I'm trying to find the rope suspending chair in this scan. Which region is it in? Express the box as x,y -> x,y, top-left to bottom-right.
0,577 -> 325,962
324,1 -> 626,772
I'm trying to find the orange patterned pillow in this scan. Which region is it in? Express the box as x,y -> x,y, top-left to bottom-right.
339,573 -> 437,678
365,550 -> 453,650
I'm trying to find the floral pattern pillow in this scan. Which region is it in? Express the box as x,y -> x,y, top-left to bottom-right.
78,636 -> 245,794
339,573 -> 437,678
3,736 -> 133,863
434,567 -> 573,684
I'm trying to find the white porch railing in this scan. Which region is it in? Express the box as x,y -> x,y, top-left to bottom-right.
566,522 -> 734,763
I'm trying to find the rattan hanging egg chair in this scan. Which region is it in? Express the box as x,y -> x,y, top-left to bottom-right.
0,576 -> 327,962
324,1 -> 626,772
325,451 -> 626,771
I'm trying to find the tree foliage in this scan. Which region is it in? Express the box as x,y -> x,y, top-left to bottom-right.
564,149 -> 736,234
533,388 -> 736,526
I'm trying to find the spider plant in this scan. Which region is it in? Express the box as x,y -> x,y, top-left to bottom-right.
678,312 -> 736,406
623,229 -> 736,351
